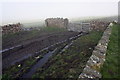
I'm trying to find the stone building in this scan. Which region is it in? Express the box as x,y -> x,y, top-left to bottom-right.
45,18 -> 91,32
2,23 -> 23,34
45,18 -> 69,28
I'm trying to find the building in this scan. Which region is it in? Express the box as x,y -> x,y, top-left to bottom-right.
45,18 -> 69,28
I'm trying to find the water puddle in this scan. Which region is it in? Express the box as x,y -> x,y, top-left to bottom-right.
22,48 -> 57,78
21,33 -> 84,78
0,45 -> 22,53
4,33 -> 84,69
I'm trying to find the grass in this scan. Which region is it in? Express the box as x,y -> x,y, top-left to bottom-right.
32,30 -> 103,78
2,26 -> 105,79
40,26 -> 66,32
100,23 -> 119,78
2,50 -> 49,79
2,57 -> 37,79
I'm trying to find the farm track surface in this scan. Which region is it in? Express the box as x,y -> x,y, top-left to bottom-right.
3,31 -> 70,49
2,22 -> 109,79
21,33 -> 84,78
3,31 -> 79,68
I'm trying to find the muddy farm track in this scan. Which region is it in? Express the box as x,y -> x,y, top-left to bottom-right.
2,18 -> 110,79
2,31 -> 80,68
2,23 -> 107,79
2,28 -> 105,79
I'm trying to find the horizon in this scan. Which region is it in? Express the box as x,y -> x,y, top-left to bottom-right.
1,15 -> 118,26
1,0 -> 119,25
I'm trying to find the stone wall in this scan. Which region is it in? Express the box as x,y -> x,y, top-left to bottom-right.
68,23 -> 82,32
90,21 -> 109,31
68,23 -> 91,33
2,23 -> 23,34
45,18 -> 69,28
78,23 -> 112,79
68,21 -> 109,33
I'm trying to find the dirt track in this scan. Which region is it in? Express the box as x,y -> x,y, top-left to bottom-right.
3,31 -> 79,68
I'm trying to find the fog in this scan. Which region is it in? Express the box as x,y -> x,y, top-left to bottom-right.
1,0 -> 119,25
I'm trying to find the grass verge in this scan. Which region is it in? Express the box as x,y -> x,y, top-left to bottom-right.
100,23 -> 119,78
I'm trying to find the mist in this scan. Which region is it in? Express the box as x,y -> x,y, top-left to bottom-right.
1,0 -> 118,25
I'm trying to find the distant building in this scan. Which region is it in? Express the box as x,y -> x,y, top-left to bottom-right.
45,18 -> 69,28
45,18 -> 91,32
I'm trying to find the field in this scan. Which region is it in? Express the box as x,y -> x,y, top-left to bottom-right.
2,27 -> 67,49
32,31 -> 103,78
22,21 -> 44,28
2,27 -> 104,79
2,26 -> 80,78
2,20 -> 112,79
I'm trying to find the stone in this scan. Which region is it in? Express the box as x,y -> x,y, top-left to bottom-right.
81,65 -> 101,78
45,18 -> 69,28
78,24 -> 112,78
2,23 -> 23,34
92,50 -> 105,59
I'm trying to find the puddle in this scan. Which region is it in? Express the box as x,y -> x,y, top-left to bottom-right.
11,54 -> 32,66
21,33 -> 84,78
3,33 -> 84,69
22,48 -> 57,78
0,45 -> 22,53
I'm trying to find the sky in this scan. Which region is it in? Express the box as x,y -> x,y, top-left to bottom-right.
0,0 -> 119,25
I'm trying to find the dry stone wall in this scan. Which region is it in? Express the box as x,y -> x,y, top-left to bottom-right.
90,21 -> 109,31
68,23 -> 82,32
68,23 -> 91,32
78,23 -> 112,79
2,23 -> 23,34
45,18 -> 69,28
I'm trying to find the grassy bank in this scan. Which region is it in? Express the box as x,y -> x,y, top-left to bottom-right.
100,23 -> 119,78
32,30 -> 103,78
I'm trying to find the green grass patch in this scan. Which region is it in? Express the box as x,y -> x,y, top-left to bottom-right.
32,30 -> 103,78
2,57 -> 37,79
100,23 -> 119,78
40,26 -> 66,32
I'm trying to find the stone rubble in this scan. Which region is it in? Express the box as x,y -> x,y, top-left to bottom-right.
2,23 -> 23,34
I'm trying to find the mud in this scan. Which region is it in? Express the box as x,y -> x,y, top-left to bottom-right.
2,31 -> 79,68
21,32 -> 84,78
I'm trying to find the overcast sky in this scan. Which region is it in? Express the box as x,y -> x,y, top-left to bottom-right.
0,0 -> 119,25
